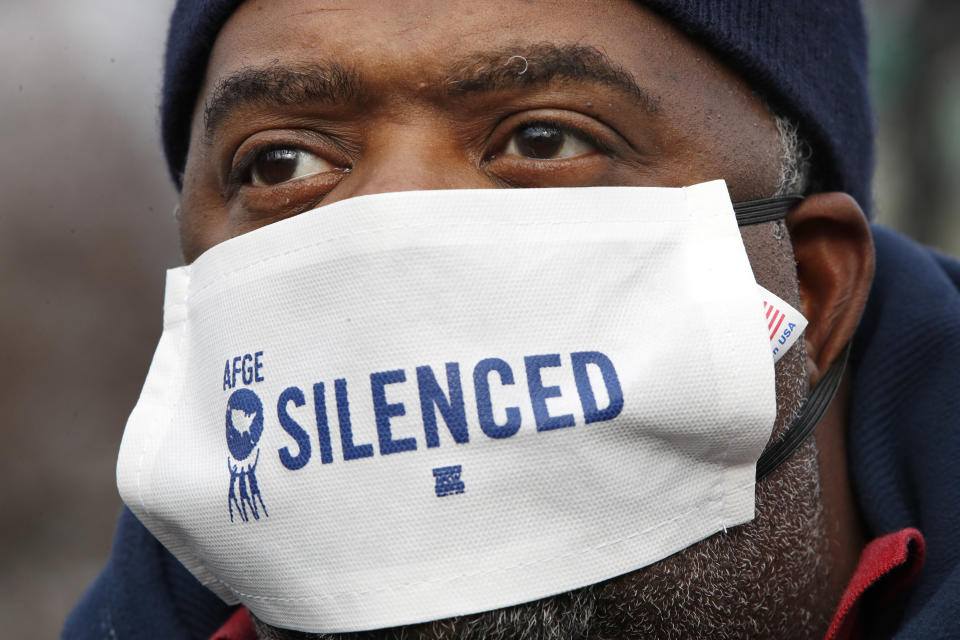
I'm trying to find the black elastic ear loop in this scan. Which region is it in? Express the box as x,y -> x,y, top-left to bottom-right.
755,344 -> 849,480
730,193 -> 850,480
733,194 -> 803,225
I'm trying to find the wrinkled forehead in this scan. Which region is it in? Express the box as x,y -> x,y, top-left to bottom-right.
197,0 -> 774,141
208,0 -> 681,78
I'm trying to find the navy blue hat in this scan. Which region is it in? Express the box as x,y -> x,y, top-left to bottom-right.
161,0 -> 873,214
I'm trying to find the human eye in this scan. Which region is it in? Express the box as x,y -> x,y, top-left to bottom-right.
502,121 -> 598,160
241,146 -> 336,186
483,111 -> 630,187
222,132 -> 353,221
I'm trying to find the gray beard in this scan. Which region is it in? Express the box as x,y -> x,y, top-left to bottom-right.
253,345 -> 839,640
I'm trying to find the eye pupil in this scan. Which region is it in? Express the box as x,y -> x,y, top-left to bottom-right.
515,123 -> 564,159
252,149 -> 299,185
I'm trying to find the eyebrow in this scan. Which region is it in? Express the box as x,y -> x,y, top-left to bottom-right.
202,43 -> 661,141
203,63 -> 363,141
444,43 -> 661,113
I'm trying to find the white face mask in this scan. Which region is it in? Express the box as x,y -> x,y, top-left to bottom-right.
117,180 -> 810,633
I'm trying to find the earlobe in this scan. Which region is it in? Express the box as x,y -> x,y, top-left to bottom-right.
787,192 -> 875,384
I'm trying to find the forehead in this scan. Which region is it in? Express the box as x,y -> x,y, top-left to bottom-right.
210,0 -> 678,76
203,0 -> 768,129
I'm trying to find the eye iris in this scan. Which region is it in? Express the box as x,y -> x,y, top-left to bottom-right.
252,149 -> 299,185
515,124 -> 564,159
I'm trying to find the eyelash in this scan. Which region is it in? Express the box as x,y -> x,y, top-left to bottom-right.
227,115 -> 615,196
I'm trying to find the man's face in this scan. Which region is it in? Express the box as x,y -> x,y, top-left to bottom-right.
179,1 -> 842,637
179,0 -> 784,259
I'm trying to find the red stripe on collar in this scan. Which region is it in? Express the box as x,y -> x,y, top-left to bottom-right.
210,606 -> 257,640
825,527 -> 926,640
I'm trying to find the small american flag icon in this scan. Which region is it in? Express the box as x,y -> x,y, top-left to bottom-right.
763,299 -> 787,340
758,284 -> 807,362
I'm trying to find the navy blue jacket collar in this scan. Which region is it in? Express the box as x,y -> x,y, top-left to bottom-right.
848,226 -> 960,638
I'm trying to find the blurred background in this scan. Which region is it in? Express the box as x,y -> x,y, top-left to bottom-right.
1,1 -> 958,637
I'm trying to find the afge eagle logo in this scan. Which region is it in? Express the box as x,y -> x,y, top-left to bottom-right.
225,388 -> 268,522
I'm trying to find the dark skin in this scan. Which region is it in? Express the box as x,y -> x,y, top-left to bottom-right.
179,0 -> 875,636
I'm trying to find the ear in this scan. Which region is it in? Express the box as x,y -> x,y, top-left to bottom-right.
786,193 -> 875,384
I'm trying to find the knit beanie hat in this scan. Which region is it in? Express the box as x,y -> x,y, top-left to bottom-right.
161,0 -> 873,214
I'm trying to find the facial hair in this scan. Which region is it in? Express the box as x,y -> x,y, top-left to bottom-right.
251,339 -> 841,640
